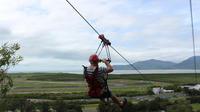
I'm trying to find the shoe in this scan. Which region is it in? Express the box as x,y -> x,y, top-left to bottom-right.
120,98 -> 127,109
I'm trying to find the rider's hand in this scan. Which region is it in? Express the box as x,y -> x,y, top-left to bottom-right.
100,58 -> 109,63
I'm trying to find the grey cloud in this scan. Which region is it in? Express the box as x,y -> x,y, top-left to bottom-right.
38,49 -> 90,60
0,27 -> 12,39
18,35 -> 90,61
0,27 -> 11,35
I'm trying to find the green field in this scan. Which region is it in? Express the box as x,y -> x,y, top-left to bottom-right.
192,104 -> 200,110
9,73 -> 177,94
8,73 -> 200,111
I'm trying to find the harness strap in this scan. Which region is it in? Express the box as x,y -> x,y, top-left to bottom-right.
83,66 -> 111,98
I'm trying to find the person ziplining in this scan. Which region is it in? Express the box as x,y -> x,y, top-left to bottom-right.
83,34 -> 127,108
65,0 -> 146,107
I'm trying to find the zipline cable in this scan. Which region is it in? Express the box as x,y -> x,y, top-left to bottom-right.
65,0 -> 145,79
110,46 -> 146,79
66,0 -> 100,35
189,0 -> 198,83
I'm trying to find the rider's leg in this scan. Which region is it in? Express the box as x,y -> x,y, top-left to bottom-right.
110,93 -> 123,107
100,98 -> 107,104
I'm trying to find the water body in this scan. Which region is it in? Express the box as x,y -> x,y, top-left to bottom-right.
68,69 -> 200,74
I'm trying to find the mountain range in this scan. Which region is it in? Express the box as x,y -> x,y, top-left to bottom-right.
113,56 -> 200,70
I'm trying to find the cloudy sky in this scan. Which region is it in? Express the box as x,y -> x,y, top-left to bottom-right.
0,0 -> 199,72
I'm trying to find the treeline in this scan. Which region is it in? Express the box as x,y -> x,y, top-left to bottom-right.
1,96 -> 200,112
0,99 -> 82,112
25,73 -> 83,81
98,97 -> 198,112
5,91 -> 149,101
6,92 -> 88,100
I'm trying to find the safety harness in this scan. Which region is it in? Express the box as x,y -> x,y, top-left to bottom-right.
83,66 -> 110,98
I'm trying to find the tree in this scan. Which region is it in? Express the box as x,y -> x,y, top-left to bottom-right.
52,100 -> 83,112
97,102 -> 121,112
52,100 -> 68,112
38,102 -> 51,112
166,100 -> 192,112
0,43 -> 23,96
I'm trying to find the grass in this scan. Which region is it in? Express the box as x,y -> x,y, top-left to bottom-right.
7,72 -> 200,111
9,73 -> 197,95
14,72 -> 200,84
9,73 -> 153,93
109,73 -> 199,84
191,104 -> 200,110
82,104 -> 98,110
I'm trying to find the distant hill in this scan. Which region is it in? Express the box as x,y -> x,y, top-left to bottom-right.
113,56 -> 200,70
172,56 -> 200,69
113,59 -> 176,70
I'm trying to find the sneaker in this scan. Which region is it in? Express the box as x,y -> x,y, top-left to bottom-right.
120,98 -> 127,109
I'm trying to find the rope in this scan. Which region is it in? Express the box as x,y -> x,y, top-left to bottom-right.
107,46 -> 111,61
95,41 -> 103,54
105,46 -> 110,60
97,44 -> 104,56
189,0 -> 198,83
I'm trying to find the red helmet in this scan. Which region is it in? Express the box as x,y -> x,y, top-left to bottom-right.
89,54 -> 99,62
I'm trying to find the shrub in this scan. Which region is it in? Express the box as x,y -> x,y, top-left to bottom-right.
37,102 -> 51,112
184,88 -> 200,96
164,84 -> 182,92
97,97 -> 171,112
1,98 -> 83,112
52,100 -> 82,112
187,96 -> 200,104
4,98 -> 36,112
97,102 -> 121,112
52,100 -> 68,112
166,100 -> 192,112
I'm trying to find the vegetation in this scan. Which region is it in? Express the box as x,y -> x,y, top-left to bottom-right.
6,92 -> 88,100
98,98 -> 193,112
4,69 -> 200,111
163,84 -> 182,92
187,96 -> 200,103
26,72 -> 200,84
191,104 -> 200,111
26,73 -> 84,81
0,43 -> 23,112
0,43 -> 23,96
184,88 -> 200,96
166,100 -> 192,112
0,98 -> 83,112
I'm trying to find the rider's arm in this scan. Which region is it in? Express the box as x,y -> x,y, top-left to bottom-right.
101,59 -> 113,73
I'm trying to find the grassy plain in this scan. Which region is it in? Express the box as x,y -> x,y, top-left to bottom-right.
9,73 -> 175,94
8,73 -> 200,110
